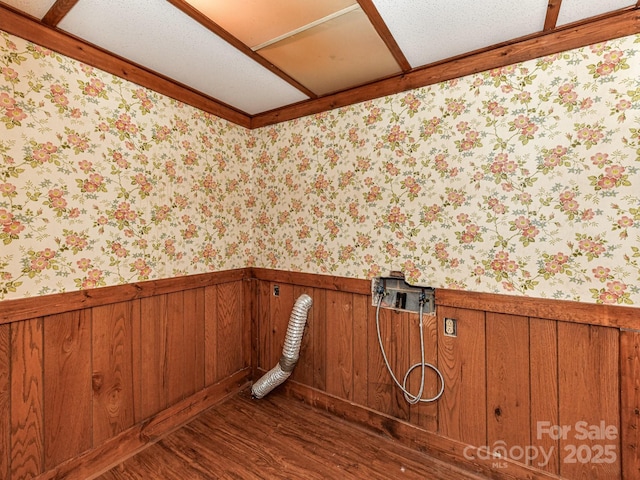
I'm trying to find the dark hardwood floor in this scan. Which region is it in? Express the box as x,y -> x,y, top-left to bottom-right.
97,389 -> 487,480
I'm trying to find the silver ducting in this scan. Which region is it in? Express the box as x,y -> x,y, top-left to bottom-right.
251,293 -> 313,399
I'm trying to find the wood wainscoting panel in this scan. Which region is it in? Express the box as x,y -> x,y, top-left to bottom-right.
0,323 -> 9,479
251,270 -> 637,479
325,290 -> 354,401
621,329 -> 640,480
182,287 -> 206,397
290,285 -> 315,387
352,293 -> 369,408
137,294 -> 170,420
486,313 -> 531,456
9,318 -> 44,478
43,310 -> 92,469
311,288 -> 328,393
368,305 -> 410,421
269,281 -> 295,370
529,317 -> 560,473
91,301 -> 136,446
216,281 -> 246,380
408,309 -> 439,432
557,322 -> 620,479
0,272 -> 251,480
166,291 -> 187,407
204,285 -> 219,385
437,305 -> 487,447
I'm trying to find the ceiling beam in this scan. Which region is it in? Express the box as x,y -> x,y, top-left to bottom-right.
41,0 -> 80,26
357,0 -> 412,71
543,0 -> 562,31
251,8 -> 640,128
165,0 -> 317,99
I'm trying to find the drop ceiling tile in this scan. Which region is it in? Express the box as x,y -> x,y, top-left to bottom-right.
258,7 -> 401,96
372,0 -> 548,67
57,0 -> 309,115
556,0 -> 636,26
1,0 -> 57,19
185,0 -> 357,48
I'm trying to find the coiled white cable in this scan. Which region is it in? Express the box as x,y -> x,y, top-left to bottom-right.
375,292 -> 445,404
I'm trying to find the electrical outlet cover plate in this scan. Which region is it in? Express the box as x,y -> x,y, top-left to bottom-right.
444,317 -> 457,337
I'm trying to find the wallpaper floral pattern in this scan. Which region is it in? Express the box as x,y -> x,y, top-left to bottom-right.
0,31 -> 254,299
253,34 -> 640,305
1,29 -> 639,306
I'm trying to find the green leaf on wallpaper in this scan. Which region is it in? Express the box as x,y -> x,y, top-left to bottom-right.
25,191 -> 40,201
28,81 -> 43,93
4,166 -> 24,178
628,88 -> 640,102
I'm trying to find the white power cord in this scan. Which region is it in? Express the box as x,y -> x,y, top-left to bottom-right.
375,292 -> 445,404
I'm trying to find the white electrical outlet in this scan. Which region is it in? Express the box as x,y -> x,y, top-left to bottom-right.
444,317 -> 457,337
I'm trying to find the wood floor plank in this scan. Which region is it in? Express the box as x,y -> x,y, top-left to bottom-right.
98,390 -> 489,480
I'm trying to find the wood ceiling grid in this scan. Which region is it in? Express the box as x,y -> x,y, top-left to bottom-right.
1,1 -> 639,129
166,0 -> 317,99
41,0 -> 78,26
544,0 -> 562,31
357,0 -> 411,72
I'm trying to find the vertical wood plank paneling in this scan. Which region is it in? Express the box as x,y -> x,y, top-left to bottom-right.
530,317 -> 559,474
131,299 -> 143,424
0,324 -> 9,479
368,305 -> 394,415
91,302 -> 135,446
9,320 -> 46,478
43,310 -> 92,469
325,291 -> 354,400
256,281 -> 271,372
244,279 -> 256,377
138,295 -> 168,420
558,322 -> 620,480
166,291 -> 185,405
216,282 -> 245,379
183,287 -> 205,396
438,306 -> 486,446
368,306 -> 403,418
312,288 -> 327,392
408,310 -> 438,432
486,313 -> 530,452
620,329 -> 640,480
351,293 -> 369,406
204,285 -> 219,384
290,285 -> 314,386
389,310 -> 410,421
270,282 -> 294,369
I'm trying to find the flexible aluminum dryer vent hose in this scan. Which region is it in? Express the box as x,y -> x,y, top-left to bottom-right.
251,293 -> 313,399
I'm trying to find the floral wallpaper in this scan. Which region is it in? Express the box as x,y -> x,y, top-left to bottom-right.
1,29 -> 639,306
253,34 -> 640,306
0,31 -> 255,300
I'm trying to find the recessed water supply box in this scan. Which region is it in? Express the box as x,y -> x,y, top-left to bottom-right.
372,274 -> 435,314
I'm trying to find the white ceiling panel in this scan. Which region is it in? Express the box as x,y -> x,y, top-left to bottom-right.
372,0 -> 548,67
557,0 -> 636,26
57,0 -> 309,115
2,0 -> 56,19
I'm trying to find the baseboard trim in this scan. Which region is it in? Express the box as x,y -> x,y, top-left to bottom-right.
36,369 -> 251,480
